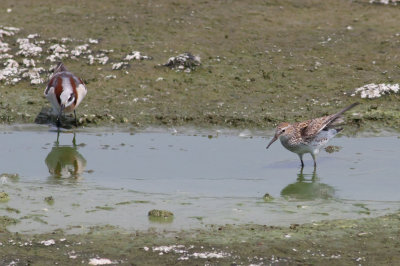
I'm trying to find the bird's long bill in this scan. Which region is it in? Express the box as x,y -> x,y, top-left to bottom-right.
266,135 -> 278,149
58,104 -> 65,120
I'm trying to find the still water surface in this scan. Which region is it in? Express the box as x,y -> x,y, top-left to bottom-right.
0,126 -> 399,233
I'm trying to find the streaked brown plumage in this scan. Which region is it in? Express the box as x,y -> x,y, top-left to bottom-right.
266,103 -> 359,168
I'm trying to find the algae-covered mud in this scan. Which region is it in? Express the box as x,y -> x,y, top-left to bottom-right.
1,211 -> 400,265
0,127 -> 400,263
0,0 -> 400,130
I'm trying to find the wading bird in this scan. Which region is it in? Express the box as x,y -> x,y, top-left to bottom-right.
44,62 -> 87,129
266,103 -> 359,168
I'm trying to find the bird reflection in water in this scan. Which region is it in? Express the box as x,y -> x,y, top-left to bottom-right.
280,169 -> 335,200
45,132 -> 87,179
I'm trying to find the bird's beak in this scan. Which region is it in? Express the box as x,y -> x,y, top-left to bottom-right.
266,135 -> 278,149
58,104 -> 65,119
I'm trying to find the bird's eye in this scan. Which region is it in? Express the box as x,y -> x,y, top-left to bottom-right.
68,95 -> 74,101
282,129 -> 286,133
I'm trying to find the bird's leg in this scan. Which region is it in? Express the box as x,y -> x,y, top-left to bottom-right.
297,167 -> 305,182
298,154 -> 304,169
56,130 -> 60,145
311,168 -> 317,181
72,132 -> 77,147
57,105 -> 64,130
74,110 -> 78,127
56,115 -> 61,130
311,153 -> 317,169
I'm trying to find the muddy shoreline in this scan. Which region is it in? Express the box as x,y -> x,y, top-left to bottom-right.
1,0 -> 400,264
1,213 -> 400,265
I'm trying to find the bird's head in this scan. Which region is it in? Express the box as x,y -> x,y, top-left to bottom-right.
59,90 -> 76,111
266,122 -> 292,149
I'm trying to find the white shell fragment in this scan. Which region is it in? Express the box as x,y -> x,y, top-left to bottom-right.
124,51 -> 151,61
40,239 -> 55,246
370,0 -> 399,4
351,83 -> 400,99
16,38 -> 42,57
88,258 -> 115,265
0,25 -> 152,85
150,245 -> 230,261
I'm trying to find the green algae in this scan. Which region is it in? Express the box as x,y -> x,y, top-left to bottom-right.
86,205 -> 115,213
0,216 -> 19,232
5,207 -> 20,214
95,206 -> 115,211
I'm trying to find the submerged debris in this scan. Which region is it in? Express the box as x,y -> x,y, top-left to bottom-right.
163,52 -> 201,72
263,193 -> 274,202
148,209 -> 174,218
325,145 -> 341,154
351,83 -> 400,99
0,191 -> 9,202
44,196 -> 54,205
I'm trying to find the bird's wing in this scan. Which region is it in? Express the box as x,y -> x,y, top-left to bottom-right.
301,115 -> 333,140
301,103 -> 359,140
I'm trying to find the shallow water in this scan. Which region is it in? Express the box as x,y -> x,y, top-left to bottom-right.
1,126 -> 399,233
